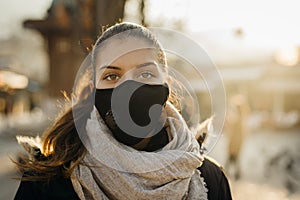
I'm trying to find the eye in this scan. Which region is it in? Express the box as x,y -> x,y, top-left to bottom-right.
103,73 -> 120,81
138,71 -> 155,79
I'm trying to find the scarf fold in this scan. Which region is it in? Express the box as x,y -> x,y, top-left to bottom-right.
71,102 -> 208,200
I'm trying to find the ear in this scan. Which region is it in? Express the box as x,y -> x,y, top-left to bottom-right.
166,75 -> 172,86
89,81 -> 94,91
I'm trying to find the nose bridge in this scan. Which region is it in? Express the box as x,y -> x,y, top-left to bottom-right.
116,68 -> 136,87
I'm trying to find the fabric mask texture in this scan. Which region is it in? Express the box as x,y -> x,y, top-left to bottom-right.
94,80 -> 169,147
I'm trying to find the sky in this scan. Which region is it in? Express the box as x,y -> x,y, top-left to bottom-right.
146,0 -> 300,47
1,0 -> 300,46
0,0 -> 51,40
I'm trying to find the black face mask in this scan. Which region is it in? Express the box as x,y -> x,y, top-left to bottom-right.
95,80 -> 169,147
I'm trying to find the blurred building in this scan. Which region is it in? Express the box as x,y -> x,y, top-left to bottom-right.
166,28 -> 300,130
23,0 -> 126,97
0,0 -> 128,135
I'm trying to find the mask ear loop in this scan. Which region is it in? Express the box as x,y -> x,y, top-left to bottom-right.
91,44 -> 98,100
91,46 -> 96,90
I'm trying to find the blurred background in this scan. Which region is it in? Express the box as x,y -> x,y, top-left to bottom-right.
0,0 -> 299,199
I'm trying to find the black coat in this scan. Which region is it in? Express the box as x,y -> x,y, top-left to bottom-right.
14,156 -> 232,200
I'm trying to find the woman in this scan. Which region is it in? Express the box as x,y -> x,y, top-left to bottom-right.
14,22 -> 232,200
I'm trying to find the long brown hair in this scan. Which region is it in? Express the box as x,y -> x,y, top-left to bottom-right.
14,22 -> 181,181
14,85 -> 92,181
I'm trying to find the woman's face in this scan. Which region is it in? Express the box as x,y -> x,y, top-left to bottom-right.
95,37 -> 167,89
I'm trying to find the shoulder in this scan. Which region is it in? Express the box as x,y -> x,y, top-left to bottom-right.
199,156 -> 224,178
198,156 -> 233,200
14,171 -> 79,200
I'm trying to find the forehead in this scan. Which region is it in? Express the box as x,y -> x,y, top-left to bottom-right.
94,37 -> 157,68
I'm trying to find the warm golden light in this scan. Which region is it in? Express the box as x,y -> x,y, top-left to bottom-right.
0,70 -> 29,89
274,47 -> 299,66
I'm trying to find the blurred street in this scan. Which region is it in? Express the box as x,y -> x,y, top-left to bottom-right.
210,127 -> 300,200
0,108 -> 54,199
0,135 -> 23,200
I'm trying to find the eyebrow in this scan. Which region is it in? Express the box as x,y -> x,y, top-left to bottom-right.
99,62 -> 158,71
136,62 -> 158,69
99,65 -> 122,70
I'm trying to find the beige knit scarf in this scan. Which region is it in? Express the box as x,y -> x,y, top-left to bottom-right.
71,102 -> 208,200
